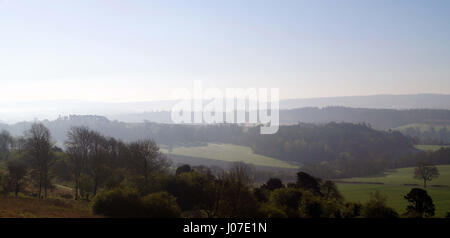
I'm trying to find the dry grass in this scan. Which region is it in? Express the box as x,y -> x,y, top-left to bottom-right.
0,195 -> 100,218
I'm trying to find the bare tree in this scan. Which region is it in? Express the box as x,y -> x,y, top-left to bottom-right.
0,130 -> 13,160
7,159 -> 28,196
25,123 -> 53,199
218,162 -> 254,217
88,131 -> 109,196
65,127 -> 92,200
128,140 -> 169,188
414,163 -> 439,188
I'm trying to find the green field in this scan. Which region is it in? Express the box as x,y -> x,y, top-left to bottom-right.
337,165 -> 450,217
415,144 -> 450,152
161,143 -> 298,169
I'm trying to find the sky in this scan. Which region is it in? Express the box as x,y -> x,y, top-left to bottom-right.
1,0 -> 450,103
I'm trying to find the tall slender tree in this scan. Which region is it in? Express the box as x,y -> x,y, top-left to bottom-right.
65,127 -> 92,200
25,123 -> 53,199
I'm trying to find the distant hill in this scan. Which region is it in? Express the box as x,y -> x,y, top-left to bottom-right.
280,94 -> 450,110
279,107 -> 450,130
3,106 -> 450,144
109,106 -> 450,130
2,94 -> 450,123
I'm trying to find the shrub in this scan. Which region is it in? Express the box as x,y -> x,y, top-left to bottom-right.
165,171 -> 215,211
92,188 -> 143,218
269,188 -> 303,218
363,191 -> 398,218
259,203 -> 287,218
298,192 -> 325,218
341,202 -> 363,218
141,192 -> 181,218
92,188 -> 181,218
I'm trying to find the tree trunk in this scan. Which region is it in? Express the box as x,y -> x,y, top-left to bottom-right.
424,179 -> 427,188
144,159 -> 148,184
44,170 -> 48,199
75,179 -> 79,200
94,178 -> 98,196
39,173 -> 42,200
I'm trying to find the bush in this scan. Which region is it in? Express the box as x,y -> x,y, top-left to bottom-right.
92,188 -> 181,218
298,192 -> 326,218
92,188 -> 143,218
259,203 -> 287,218
363,191 -> 398,218
165,171 -> 215,211
341,202 -> 363,218
269,188 -> 303,218
298,191 -> 345,218
141,192 -> 181,218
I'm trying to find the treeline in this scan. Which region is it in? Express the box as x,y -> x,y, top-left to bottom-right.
398,124 -> 450,144
96,106 -> 450,131
303,145 -> 450,179
280,107 -> 450,130
393,146 -> 450,168
238,123 -> 417,178
240,123 -> 415,163
5,107 -> 450,143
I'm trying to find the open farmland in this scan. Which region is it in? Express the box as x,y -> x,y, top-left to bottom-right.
161,143 -> 299,169
337,165 -> 450,217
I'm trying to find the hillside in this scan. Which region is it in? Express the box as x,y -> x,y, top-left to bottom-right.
280,107 -> 450,130
0,196 -> 97,218
395,122 -> 450,144
104,106 -> 450,130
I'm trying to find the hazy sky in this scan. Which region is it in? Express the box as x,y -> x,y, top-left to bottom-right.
1,0 -> 450,102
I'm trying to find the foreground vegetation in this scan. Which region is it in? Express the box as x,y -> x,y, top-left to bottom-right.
0,195 -> 96,218
338,184 -> 450,218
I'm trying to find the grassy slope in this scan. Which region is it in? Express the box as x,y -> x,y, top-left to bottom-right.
337,165 -> 450,217
161,143 -> 298,169
0,196 -> 98,218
